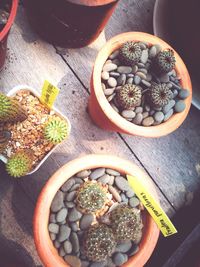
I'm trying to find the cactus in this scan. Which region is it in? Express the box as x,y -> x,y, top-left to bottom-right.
0,93 -> 28,123
6,149 -> 33,178
119,41 -> 142,65
76,181 -> 107,214
44,118 -> 69,145
116,84 -> 142,109
154,49 -> 176,73
110,204 -> 143,242
148,82 -> 173,108
84,224 -> 116,262
0,129 -> 11,153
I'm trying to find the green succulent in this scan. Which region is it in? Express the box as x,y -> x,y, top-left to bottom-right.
6,149 -> 33,178
116,84 -> 142,109
0,93 -> 28,123
110,204 -> 143,242
84,224 -> 116,262
44,118 -> 69,145
154,49 -> 176,73
119,41 -> 142,65
0,130 -> 11,153
148,82 -> 173,108
76,181 -> 107,214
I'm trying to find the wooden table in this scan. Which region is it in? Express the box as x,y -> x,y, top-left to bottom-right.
0,0 -> 199,266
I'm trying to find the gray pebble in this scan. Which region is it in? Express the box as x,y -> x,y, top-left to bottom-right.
58,225 -> 71,242
76,170 -> 91,178
115,176 -> 130,191
112,58 -> 120,65
127,73 -> 134,78
115,241 -> 132,253
110,71 -> 120,78
121,110 -> 136,119
117,74 -> 126,86
59,247 -> 66,257
70,222 -> 79,232
66,191 -> 77,202
64,240 -> 73,254
81,261 -> 90,267
129,197 -> 140,207
64,255 -> 81,267
128,244 -> 139,256
107,93 -> 116,102
136,71 -> 146,80
48,223 -> 59,234
144,104 -> 151,112
142,116 -> 154,126
51,190 -> 64,213
70,184 -> 81,191
108,185 -> 121,202
101,71 -> 109,80
70,232 -> 80,253
74,177 -> 84,184
49,213 -> 56,223
108,175 -> 115,185
142,111 -> 149,119
173,89 -> 179,98
154,44 -> 162,53
61,178 -> 75,192
56,208 -> 68,223
138,68 -> 147,74
90,262 -> 107,267
126,188 -> 135,198
106,168 -> 120,176
103,63 -> 117,72
140,49 -> 148,64
163,100 -> 176,114
135,107 -> 143,113
149,110 -> 155,116
137,62 -> 145,68
132,65 -> 138,74
121,193 -> 128,203
178,89 -> 190,99
127,77 -> 133,84
80,214 -> 94,230
159,73 -> 169,83
54,240 -> 61,248
133,113 -> 143,125
117,66 -> 132,74
154,111 -> 164,123
149,45 -> 157,58
175,100 -> 186,113
164,109 -> 174,121
134,75 -> 141,85
98,174 -> 110,184
50,233 -> 56,241
68,208 -> 82,222
111,103 -> 119,113
102,83 -> 106,91
170,81 -> 181,90
90,168 -> 105,180
113,253 -> 128,266
141,79 -> 151,87
65,201 -> 75,208
146,73 -> 152,82
138,42 -> 147,50
109,50 -> 120,60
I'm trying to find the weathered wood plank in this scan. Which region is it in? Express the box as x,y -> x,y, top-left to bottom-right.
60,0 -> 200,210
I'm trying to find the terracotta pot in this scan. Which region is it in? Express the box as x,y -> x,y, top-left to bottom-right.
88,32 -> 192,137
34,154 -> 159,267
0,0 -> 18,71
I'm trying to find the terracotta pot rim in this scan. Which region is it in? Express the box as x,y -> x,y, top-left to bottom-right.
0,0 -> 18,41
34,154 -> 160,267
92,31 -> 192,137
66,0 -> 117,6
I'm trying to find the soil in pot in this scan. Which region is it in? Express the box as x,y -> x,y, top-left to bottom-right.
101,41 -> 190,127
48,168 -> 145,267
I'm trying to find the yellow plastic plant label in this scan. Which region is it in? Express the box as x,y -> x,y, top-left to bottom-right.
40,80 -> 60,108
127,175 -> 177,237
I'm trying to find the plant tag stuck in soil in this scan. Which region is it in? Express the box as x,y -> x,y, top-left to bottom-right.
127,175 -> 177,237
40,80 -> 60,108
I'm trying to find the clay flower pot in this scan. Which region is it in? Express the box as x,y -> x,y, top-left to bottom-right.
34,154 -> 159,267
88,32 -> 192,137
0,0 -> 18,70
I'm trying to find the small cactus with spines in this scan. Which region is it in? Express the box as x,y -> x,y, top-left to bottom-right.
154,49 -> 176,73
110,204 -> 143,242
116,84 -> 142,109
6,149 -> 33,177
0,129 -> 11,153
76,181 -> 107,214
119,41 -> 142,65
44,118 -> 69,145
0,93 -> 28,123
148,82 -> 173,108
84,224 -> 116,262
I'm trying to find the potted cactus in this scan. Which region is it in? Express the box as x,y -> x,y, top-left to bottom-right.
0,85 -> 71,177
34,154 -> 159,267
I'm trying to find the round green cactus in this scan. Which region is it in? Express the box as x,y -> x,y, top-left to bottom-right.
0,93 -> 28,123
44,118 -> 69,145
119,41 -> 142,65
148,82 -> 173,108
6,149 -> 33,178
154,49 -> 176,73
116,84 -> 142,109
0,130 -> 11,153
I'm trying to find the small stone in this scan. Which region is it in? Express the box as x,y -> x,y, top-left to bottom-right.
172,89 -> 178,98
70,222 -> 79,232
65,201 -> 75,208
149,110 -> 155,116
140,49 -> 148,64
126,188 -> 135,198
70,232 -> 80,253
49,213 -> 56,223
138,42 -> 147,50
64,255 -> 81,267
106,168 -> 120,176
134,75 -> 141,85
54,240 -> 61,248
111,103 -> 119,113
133,113 -> 143,125
73,178 -> 84,184
108,175 -> 115,185
102,83 -> 106,91
129,197 -> 140,207
59,247 -> 66,257
175,100 -> 186,113
159,73 -> 170,83
127,73 -> 134,78
108,185 -> 121,202
170,81 -> 181,90
127,77 -> 133,84
48,223 -> 59,234
135,107 -> 143,113
137,62 -> 145,68
115,176 -> 130,191
141,79 -> 151,87
90,261 -> 107,267
66,191 -> 77,202
81,261 -> 90,267
107,93 -> 116,102
142,116 -> 154,126
154,111 -> 164,123
121,110 -> 136,119
68,208 -> 82,222
80,214 -> 94,230
144,104 -> 151,112
51,190 -> 64,212
76,170 -> 91,178
50,233 -> 56,241
103,63 -> 117,72
149,45 -> 157,58
142,111 -> 149,119
56,208 -> 68,223
138,68 -> 147,74
101,71 -> 109,80
163,100 -> 176,114
112,58 -> 120,65
178,89 -> 190,99
115,241 -> 132,253
70,184 -> 81,191
58,225 -> 71,242
98,174 -> 110,184
109,50 -> 120,59
121,193 -> 128,203
113,253 -> 128,266
108,77 -> 117,87
63,240 -> 73,254
90,168 -> 105,180
154,44 -> 162,53
117,74 -> 126,86
132,65 -> 138,74
128,244 -> 139,256
164,109 -> 174,121
110,71 -> 120,78
117,66 -> 132,74
136,71 -> 147,80
61,179 -> 75,192
146,73 -> 152,82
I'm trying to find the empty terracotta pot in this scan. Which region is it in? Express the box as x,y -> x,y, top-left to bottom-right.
88,32 -> 192,137
34,154 -> 159,267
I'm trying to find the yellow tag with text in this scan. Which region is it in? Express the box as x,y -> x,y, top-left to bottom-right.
40,80 -> 60,108
127,175 -> 177,237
